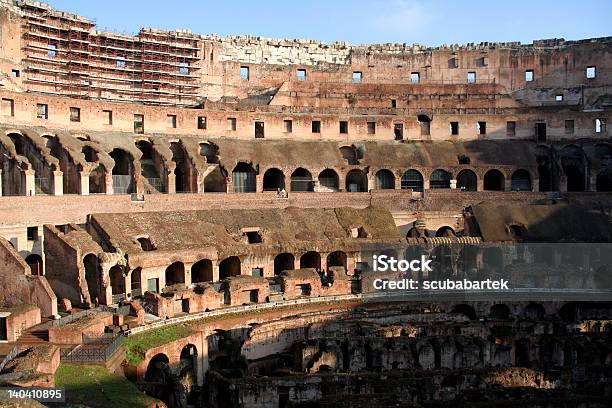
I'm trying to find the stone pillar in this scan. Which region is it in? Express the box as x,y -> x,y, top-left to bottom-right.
532,178 -> 539,192
504,178 -> 511,191
25,170 -> 35,196
79,171 -> 90,195
367,175 -> 376,191
167,173 -> 176,194
559,176 -> 567,192
450,179 -> 457,189
256,173 -> 264,193
321,253 -> 328,273
589,174 -> 598,192
212,263 -> 219,282
394,173 -> 402,190
423,179 -> 430,190
346,255 -> 356,276
105,174 -> 114,195
476,178 -> 484,192
337,172 -> 346,192
0,169 -> 3,196
199,333 -> 209,386
196,172 -> 204,194
52,171 -> 63,196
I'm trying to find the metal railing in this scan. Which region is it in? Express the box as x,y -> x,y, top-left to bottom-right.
60,334 -> 124,363
0,345 -> 19,371
52,306 -> 117,327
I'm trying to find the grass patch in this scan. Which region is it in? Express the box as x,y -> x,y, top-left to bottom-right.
55,364 -> 158,408
124,323 -> 193,365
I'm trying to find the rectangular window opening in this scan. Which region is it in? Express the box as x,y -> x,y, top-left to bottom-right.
47,43 -> 57,57
103,110 -> 113,126
197,116 -> 207,130
11,69 -> 19,78
312,120 -> 321,133
70,107 -> 80,122
339,121 -> 348,134
228,117 -> 237,131
565,119 -> 575,134
255,121 -> 265,138
134,114 -> 144,134
394,123 -> 403,140
367,121 -> 376,135
450,121 -> 459,135
555,94 -> 563,102
391,99 -> 397,108
352,71 -> 362,83
179,62 -> 189,75
296,69 -> 306,81
27,227 -> 37,241
116,57 -> 126,68
283,119 -> 293,133
507,121 -> 516,137
477,121 -> 486,135
36,104 -> 48,119
2,98 -> 14,117
467,71 -> 476,84
586,66 -> 596,79
595,118 -> 606,133
167,114 -> 177,129
240,66 -> 249,81
410,72 -> 420,83
525,70 -> 534,82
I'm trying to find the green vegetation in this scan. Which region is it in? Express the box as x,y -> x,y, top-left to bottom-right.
55,364 -> 158,408
124,323 -> 193,365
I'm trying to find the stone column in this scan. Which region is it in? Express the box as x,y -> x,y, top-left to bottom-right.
589,174 -> 598,192
532,178 -> 539,192
79,171 -> 90,195
0,169 -> 3,196
559,176 -> 567,192
105,174 -> 114,195
346,255 -> 356,276
212,263 -> 220,282
25,170 -> 35,196
423,179 -> 430,190
450,179 -> 457,189
198,333 -> 209,386
476,178 -> 484,192
52,171 -> 63,196
367,175 -> 376,191
167,173 -> 176,194
256,173 -> 264,193
504,178 -> 511,191
337,172 -> 346,192
394,173 -> 402,190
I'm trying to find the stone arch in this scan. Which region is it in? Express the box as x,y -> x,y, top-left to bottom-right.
339,146 -> 359,165
274,253 -> 295,276
318,169 -> 339,192
300,251 -> 321,270
435,226 -> 456,237
165,262 -> 186,286
135,140 -> 154,160
109,148 -> 135,194
131,267 -> 142,296
219,256 -> 241,280
327,251 -> 347,271
511,169 -> 532,191
429,169 -> 451,189
560,145 -> 585,192
456,169 -> 477,191
192,259 -> 213,283
88,165 -> 106,194
136,140 -> 163,193
374,169 -> 395,189
179,344 -> 198,397
345,169 -> 367,192
490,304 -> 511,319
401,170 -> 424,192
83,254 -> 101,305
450,304 -> 477,320
145,353 -> 170,383
290,168 -> 314,192
170,141 -> 196,193
262,168 -> 285,191
25,254 -> 43,276
199,142 -> 219,164
232,162 -> 256,193
483,169 -> 505,191
203,166 -> 227,193
109,265 -> 125,298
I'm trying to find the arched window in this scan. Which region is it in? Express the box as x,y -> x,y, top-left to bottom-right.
263,168 -> 285,191
318,169 -> 339,192
483,169 -> 505,191
456,169 -> 477,191
232,162 -> 256,193
401,170 -> 424,191
429,169 -> 451,189
290,168 -> 314,192
511,169 -> 532,191
345,169 -> 367,192
375,169 -> 395,189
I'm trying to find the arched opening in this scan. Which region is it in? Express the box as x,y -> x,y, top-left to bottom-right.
435,226 -> 456,237
88,165 -> 106,194
145,353 -> 170,383
170,141 -> 195,193
109,265 -> 125,299
274,253 -> 295,276
203,166 -> 227,192
318,169 -> 339,192
131,267 -> 142,296
290,168 -> 314,192
165,262 -> 186,287
300,251 -> 321,270
84,254 -> 101,305
136,140 -> 153,160
596,169 -> 612,192
339,146 -> 359,165
456,169 -> 477,191
490,304 -> 511,319
192,259 -> 213,283
82,146 -> 98,163
429,169 -> 451,189
232,162 -> 256,193
483,169 -> 505,191
401,170 -> 424,192
345,169 -> 367,192
450,304 -> 477,320
536,146 -> 553,192
560,146 -> 585,192
375,169 -> 395,189
109,148 -> 134,194
511,169 -> 532,191
263,168 -> 285,191
417,114 -> 431,136
327,251 -> 347,271
137,236 -> 156,251
25,254 -> 43,276
199,142 -> 219,164
136,140 -> 163,193
523,303 -> 545,320
179,344 -> 198,400
219,256 -> 241,280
